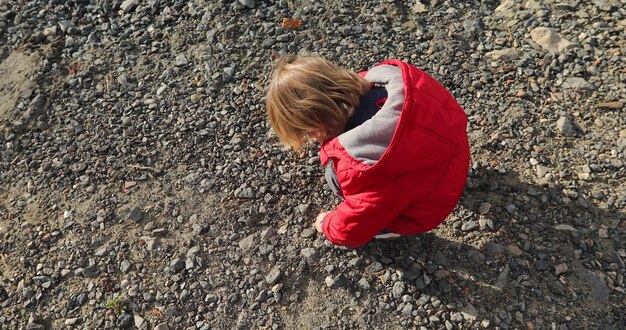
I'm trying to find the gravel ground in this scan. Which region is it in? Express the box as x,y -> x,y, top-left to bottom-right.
1,0 -> 625,329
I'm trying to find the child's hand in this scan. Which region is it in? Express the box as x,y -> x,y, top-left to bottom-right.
315,212 -> 329,232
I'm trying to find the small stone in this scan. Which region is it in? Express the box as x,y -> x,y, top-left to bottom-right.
392,281 -> 405,298
505,204 -> 516,214
535,260 -> 549,271
133,314 -> 146,328
156,85 -> 167,95
461,221 -> 479,231
169,259 -> 185,273
300,248 -> 317,262
127,207 -> 143,222
238,234 -> 256,251
507,245 -> 523,256
120,0 -> 139,13
120,260 -> 131,273
554,224 -> 577,231
357,278 -> 370,290
82,264 -> 98,278
43,26 -> 57,37
485,48 -> 519,61
556,116 -> 577,136
300,228 -> 316,238
401,304 -> 413,316
175,54 -> 188,67
154,323 -> 170,330
238,0 -> 256,8
554,263 -> 568,276
265,267 -> 282,285
562,77 -> 596,91
116,313 -> 133,328
450,312 -> 464,323
536,165 -> 550,178
598,227 -> 608,238
478,202 -> 491,215
530,27 -> 578,54
481,319 -> 491,328
65,318 -> 79,326
325,274 -> 348,288
413,1 -> 427,13
190,94 -> 201,102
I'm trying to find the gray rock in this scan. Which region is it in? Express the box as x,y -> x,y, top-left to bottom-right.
170,259 -> 185,273
485,48 -> 519,61
357,278 -> 370,290
120,260 -> 131,273
555,263 -> 568,275
535,260 -> 549,271
478,202 -> 491,215
530,27 -> 578,54
536,165 -> 550,178
238,0 -> 256,8
133,314 -> 146,328
127,207 -> 143,222
556,116 -> 577,136
461,221 -> 479,231
238,233 -> 256,251
392,281 -> 405,298
300,248 -> 317,262
82,264 -> 98,278
265,267 -> 282,285
325,274 -> 348,288
562,77 -> 596,91
300,228 -> 316,238
120,0 -> 139,13
116,314 -> 133,328
175,54 -> 189,67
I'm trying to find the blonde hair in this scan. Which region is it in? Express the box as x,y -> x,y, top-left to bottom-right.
266,54 -> 370,150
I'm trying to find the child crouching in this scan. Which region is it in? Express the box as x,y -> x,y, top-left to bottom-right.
266,55 -> 470,248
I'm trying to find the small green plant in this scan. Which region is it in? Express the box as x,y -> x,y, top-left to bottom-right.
104,294 -> 126,315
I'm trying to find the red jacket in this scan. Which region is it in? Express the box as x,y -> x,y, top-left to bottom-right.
319,60 -> 470,248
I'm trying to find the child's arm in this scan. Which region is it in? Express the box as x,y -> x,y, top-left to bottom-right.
318,174 -> 408,248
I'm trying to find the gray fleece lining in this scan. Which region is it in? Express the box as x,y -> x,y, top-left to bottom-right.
338,65 -> 405,165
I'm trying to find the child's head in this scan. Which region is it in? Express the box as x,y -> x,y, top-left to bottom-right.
266,54 -> 370,150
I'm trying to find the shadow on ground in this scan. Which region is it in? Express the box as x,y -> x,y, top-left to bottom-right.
326,168 -> 625,328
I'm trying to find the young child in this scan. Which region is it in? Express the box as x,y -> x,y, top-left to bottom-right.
266,55 -> 470,248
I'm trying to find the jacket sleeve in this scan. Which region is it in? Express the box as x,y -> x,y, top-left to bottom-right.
321,174 -> 408,248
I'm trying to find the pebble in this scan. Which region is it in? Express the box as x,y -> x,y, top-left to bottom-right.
461,221 -> 479,231
392,281 -> 405,298
300,248 -> 317,262
116,314 -> 133,328
120,0 -> 139,13
556,117 -> 577,136
325,274 -> 348,288
265,268 -> 282,285
169,259 -> 185,273
562,77 -> 596,91
154,324 -> 170,330
175,54 -> 188,67
357,278 -> 370,290
82,265 -> 98,278
478,202 -> 491,215
127,207 -> 143,222
555,263 -> 568,276
530,27 -> 578,54
485,48 -> 519,61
